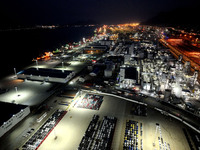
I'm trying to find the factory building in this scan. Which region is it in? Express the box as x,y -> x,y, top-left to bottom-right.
106,56 -> 124,69
99,40 -> 115,46
120,66 -> 140,89
104,63 -> 114,78
83,45 -> 108,54
0,102 -> 30,137
184,61 -> 191,75
124,54 -> 131,63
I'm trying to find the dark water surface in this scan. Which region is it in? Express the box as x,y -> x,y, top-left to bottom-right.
0,26 -> 95,79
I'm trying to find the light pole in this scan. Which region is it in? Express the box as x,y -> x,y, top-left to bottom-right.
62,61 -> 64,72
14,68 -> 17,78
36,60 -> 39,70
54,128 -> 57,140
15,86 -> 20,97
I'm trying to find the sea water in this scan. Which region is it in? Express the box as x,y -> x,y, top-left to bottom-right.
0,26 -> 95,79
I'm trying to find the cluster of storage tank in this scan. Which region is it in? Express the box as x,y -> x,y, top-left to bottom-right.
120,37 -> 200,103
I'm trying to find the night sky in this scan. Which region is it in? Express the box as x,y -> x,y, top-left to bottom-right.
0,0 -> 199,26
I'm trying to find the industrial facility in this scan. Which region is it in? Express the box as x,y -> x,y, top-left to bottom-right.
0,24 -> 200,150
0,102 -> 30,137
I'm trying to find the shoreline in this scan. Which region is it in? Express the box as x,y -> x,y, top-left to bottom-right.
0,26 -> 96,80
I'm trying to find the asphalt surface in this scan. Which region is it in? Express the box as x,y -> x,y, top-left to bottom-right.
86,86 -> 200,128
37,91 -> 190,150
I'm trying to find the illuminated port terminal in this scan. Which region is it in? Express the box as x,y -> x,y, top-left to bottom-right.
0,24 -> 200,150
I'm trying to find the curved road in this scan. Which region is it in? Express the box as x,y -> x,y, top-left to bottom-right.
82,86 -> 200,131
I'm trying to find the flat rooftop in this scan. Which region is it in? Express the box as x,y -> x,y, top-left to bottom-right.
124,67 -> 138,80
0,79 -> 55,106
0,101 -> 27,126
18,68 -> 73,78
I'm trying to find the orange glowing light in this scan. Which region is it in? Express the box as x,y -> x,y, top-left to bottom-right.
34,51 -> 53,61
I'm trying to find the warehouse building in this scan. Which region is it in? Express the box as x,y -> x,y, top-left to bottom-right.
83,45 -> 108,54
0,102 -> 30,137
17,68 -> 75,83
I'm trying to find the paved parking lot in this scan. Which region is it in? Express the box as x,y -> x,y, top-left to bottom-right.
123,120 -> 143,150
22,110 -> 66,150
0,78 -> 55,106
121,101 -> 190,150
75,94 -> 104,110
78,115 -> 117,150
37,91 -> 190,150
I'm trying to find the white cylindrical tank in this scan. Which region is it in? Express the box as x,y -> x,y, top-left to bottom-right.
173,83 -> 182,98
164,89 -> 171,101
104,69 -> 112,77
160,83 -> 165,92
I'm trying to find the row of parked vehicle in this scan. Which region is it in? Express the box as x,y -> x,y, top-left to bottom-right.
76,94 -> 104,110
78,115 -> 117,150
78,115 -> 99,150
123,120 -> 142,150
140,123 -> 143,150
93,116 -> 117,150
22,109 -> 66,150
158,137 -> 170,150
187,128 -> 200,150
156,123 -> 171,150
22,128 -> 35,138
131,104 -> 147,116
183,128 -> 195,150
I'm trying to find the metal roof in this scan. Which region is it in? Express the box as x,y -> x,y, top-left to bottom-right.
0,101 -> 27,126
18,68 -> 73,78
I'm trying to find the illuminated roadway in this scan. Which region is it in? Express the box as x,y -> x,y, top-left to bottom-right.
0,31 -> 199,149
160,38 -> 200,82
65,75 -> 200,135
85,86 -> 200,129
37,90 -> 190,150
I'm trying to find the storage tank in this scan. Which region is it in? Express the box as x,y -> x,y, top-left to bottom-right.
164,89 -> 171,101
173,83 -> 182,98
104,68 -> 112,77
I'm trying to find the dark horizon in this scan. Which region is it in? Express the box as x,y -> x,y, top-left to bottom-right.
1,0 -> 200,28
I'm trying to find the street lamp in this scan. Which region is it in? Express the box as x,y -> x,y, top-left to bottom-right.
14,68 -> 17,78
54,128 -> 57,140
36,60 -> 39,70
62,61 -> 64,72
15,86 -> 20,97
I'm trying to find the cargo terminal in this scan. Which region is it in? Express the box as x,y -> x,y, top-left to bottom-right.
0,25 -> 200,150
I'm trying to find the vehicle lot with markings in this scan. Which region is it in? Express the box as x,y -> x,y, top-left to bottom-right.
35,91 -> 190,150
